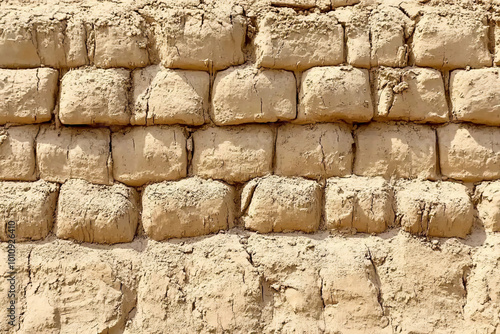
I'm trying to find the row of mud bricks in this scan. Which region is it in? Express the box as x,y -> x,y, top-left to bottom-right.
1,0 -> 500,246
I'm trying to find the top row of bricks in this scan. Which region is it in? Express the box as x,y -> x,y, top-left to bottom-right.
0,7 -> 498,71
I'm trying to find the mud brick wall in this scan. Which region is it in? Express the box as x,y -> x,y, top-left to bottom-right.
0,0 -> 499,333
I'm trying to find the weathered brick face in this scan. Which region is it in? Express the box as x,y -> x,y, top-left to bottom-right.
59,68 -> 131,125
0,2 -> 499,332
156,9 -> 246,71
0,68 -> 58,124
412,11 -> 491,69
111,126 -> 187,186
36,126 -> 112,185
373,67 -> 448,123
191,125 -> 274,183
255,10 -> 344,71
212,65 -> 296,125
438,124 -> 500,182
298,66 -> 373,123
354,123 -> 438,180
450,68 -> 500,126
131,66 -> 209,126
275,123 -> 354,178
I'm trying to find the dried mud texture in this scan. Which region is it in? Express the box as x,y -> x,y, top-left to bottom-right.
475,181 -> 500,232
36,126 -> 112,185
2,232 -> 499,333
340,5 -> 413,68
368,6 -> 413,68
154,9 -> 246,71
211,65 -> 296,125
0,11 -> 88,68
438,123 -> 500,182
412,10 -> 492,69
0,0 -> 500,332
255,9 -> 344,71
131,66 -> 209,126
59,68 -> 131,126
395,180 -> 474,238
0,125 -> 38,181
0,180 -> 58,241
55,179 -> 140,244
0,68 -> 58,125
111,126 -> 187,186
19,244 -> 137,334
241,175 -> 322,233
324,176 -> 395,234
275,123 -> 354,179
354,122 -> 438,180
373,67 -> 449,123
90,12 -> 150,69
192,125 -> 274,183
450,68 -> 500,126
142,177 -> 235,240
298,66 -> 373,123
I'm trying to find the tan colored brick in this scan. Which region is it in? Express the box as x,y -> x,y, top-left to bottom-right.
157,9 -> 246,70
36,126 -> 111,185
396,180 -> 473,238
0,12 -> 40,68
0,68 -> 58,125
342,8 -> 370,68
0,180 -> 58,241
369,6 -> 412,67
344,7 -> 412,68
475,181 -> 500,232
275,123 -> 353,179
59,68 -> 130,126
374,67 -> 448,123
298,66 -> 373,123
255,10 -> 343,71
324,176 -> 394,233
450,68 -> 500,126
92,15 -> 149,68
112,126 -> 187,187
241,176 -> 322,233
0,125 -> 38,181
211,65 -> 296,125
142,177 -> 235,240
0,12 -> 87,68
34,18 -> 88,68
192,126 -> 274,183
131,66 -> 209,126
56,179 -> 139,244
354,123 -> 437,180
438,124 -> 500,182
412,11 -> 491,69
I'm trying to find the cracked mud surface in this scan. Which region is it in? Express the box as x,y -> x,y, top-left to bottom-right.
1,229 -> 498,333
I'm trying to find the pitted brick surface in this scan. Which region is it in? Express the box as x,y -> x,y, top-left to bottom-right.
59,68 -> 130,126
255,10 -> 344,71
